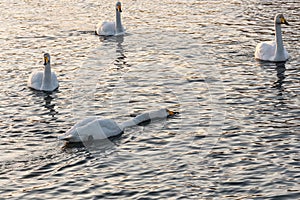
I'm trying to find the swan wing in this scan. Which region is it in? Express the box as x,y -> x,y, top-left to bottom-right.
59,117 -> 123,143
283,48 -> 289,60
28,71 -> 43,90
58,117 -> 98,142
96,22 -> 116,36
50,72 -> 59,90
96,119 -> 123,138
255,41 -> 276,61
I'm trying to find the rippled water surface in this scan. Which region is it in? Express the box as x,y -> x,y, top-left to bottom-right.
1,0 -> 299,199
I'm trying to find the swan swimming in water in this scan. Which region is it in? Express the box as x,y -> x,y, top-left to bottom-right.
28,53 -> 59,92
58,109 -> 177,143
95,1 -> 125,36
255,14 -> 290,62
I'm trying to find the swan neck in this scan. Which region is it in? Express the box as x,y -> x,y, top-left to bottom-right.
120,119 -> 136,130
43,63 -> 52,84
119,115 -> 147,131
115,10 -> 123,33
275,23 -> 284,55
120,109 -> 168,130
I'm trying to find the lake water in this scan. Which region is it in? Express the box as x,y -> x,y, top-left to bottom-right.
0,0 -> 299,199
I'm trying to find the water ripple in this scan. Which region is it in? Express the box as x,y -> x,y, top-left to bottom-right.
0,0 -> 299,199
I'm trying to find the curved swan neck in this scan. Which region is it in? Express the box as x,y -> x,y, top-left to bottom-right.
274,23 -> 284,58
115,9 -> 123,33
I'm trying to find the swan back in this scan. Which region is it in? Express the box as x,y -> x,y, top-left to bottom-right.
58,117 -> 123,143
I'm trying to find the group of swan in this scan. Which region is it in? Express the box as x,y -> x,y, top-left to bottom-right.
27,2 -> 124,92
28,2 -> 125,92
27,2 -> 291,144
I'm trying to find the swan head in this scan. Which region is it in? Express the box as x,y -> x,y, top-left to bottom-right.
275,14 -> 289,25
43,53 -> 51,66
116,1 -> 122,13
166,109 -> 179,117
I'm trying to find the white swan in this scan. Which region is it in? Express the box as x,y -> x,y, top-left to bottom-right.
95,1 -> 125,36
28,53 -> 59,92
255,14 -> 290,62
58,109 -> 177,143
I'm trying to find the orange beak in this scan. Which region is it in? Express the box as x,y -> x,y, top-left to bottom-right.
167,109 -> 179,117
117,5 -> 122,12
281,17 -> 289,25
44,56 -> 49,65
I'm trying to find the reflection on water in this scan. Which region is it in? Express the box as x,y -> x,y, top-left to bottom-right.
0,0 -> 299,199
274,62 -> 286,92
113,35 -> 130,70
30,90 -> 58,119
43,94 -> 58,118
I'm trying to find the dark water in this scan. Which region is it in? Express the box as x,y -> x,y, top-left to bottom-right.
0,0 -> 299,199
